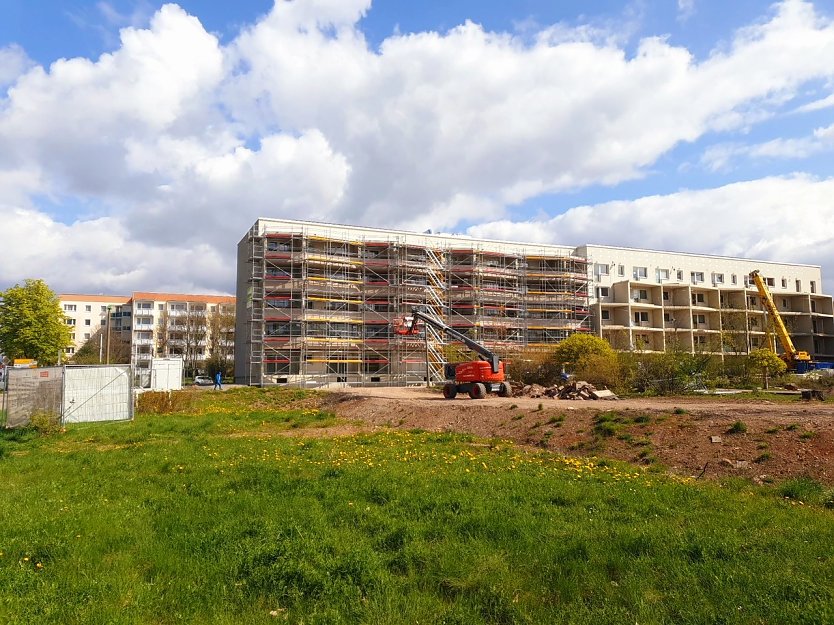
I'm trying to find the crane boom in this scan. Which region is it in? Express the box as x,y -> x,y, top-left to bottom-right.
400,308 -> 501,373
749,270 -> 810,365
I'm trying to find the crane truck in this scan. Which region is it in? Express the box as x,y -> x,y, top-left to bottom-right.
394,307 -> 511,399
749,270 -> 813,372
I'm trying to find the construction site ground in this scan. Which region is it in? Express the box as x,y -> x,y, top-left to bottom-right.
322,386 -> 834,485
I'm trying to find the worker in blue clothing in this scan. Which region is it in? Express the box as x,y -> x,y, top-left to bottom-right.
213,370 -> 222,390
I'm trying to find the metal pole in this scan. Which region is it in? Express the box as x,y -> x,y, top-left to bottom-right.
106,305 -> 112,365
424,331 -> 430,387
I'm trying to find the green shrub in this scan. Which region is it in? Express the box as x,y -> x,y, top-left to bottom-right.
778,477 -> 823,502
30,411 -> 62,435
137,390 -> 195,414
727,421 -> 748,434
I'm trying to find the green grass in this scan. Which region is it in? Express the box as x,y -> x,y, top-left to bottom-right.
1,388 -> 834,624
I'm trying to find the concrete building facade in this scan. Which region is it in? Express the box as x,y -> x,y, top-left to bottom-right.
580,245 -> 834,358
237,219 -> 834,387
60,292 -> 235,372
59,294 -> 130,355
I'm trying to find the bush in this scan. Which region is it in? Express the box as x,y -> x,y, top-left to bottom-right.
552,334 -> 614,368
30,411 -> 62,435
727,421 -> 748,434
137,390 -> 195,415
574,352 -> 623,391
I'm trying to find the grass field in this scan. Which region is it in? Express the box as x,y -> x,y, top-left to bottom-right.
1,388 -> 833,624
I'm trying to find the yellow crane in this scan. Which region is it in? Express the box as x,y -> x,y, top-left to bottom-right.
749,270 -> 812,370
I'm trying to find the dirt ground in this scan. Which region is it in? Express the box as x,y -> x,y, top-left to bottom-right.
322,386 -> 834,485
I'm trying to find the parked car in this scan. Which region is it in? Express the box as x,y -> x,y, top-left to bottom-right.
193,375 -> 213,386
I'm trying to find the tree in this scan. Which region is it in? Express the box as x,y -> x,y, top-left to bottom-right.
0,279 -> 71,365
552,333 -> 615,369
207,307 -> 235,376
747,348 -> 787,389
71,327 -> 131,365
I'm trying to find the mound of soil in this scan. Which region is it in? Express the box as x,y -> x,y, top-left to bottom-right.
325,386 -> 834,485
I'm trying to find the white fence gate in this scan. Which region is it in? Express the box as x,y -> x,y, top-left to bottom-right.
63,365 -> 132,424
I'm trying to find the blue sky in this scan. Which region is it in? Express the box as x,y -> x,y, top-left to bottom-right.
1,0 -> 833,294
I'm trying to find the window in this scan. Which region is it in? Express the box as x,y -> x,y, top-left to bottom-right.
594,263 -> 610,276
664,312 -> 672,322
634,311 -> 649,323
692,314 -> 706,325
101,305 -> 107,312
66,318 -> 76,326
657,268 -> 670,281
692,293 -> 705,305
85,305 -> 92,312
749,317 -> 759,328
597,287 -> 609,297
796,280 -> 801,292
66,347 -> 75,354
639,289 -> 648,300
63,304 -> 76,312
676,270 -> 684,281
690,272 -> 704,284
781,278 -> 787,289
811,301 -> 817,312
782,298 -> 789,310
84,319 -> 91,326
748,296 -> 757,307
765,277 -> 775,287
601,310 -> 610,320
158,304 -> 164,311
662,291 -> 670,301
731,274 -> 737,285
811,281 -> 817,294
712,273 -> 724,285
84,333 -> 90,339
633,266 -> 648,280
694,335 -> 707,346
618,265 -> 625,277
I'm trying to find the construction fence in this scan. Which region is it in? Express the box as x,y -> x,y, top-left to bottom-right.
1,365 -> 133,428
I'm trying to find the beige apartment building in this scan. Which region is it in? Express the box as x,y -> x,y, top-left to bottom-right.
59,294 -> 131,355
580,245 -> 834,359
60,292 -> 235,371
236,219 -> 834,387
125,292 -> 235,372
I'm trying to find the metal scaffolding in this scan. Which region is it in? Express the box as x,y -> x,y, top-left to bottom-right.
243,223 -> 591,386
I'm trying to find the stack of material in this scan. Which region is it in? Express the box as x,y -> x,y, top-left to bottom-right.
512,381 -> 618,400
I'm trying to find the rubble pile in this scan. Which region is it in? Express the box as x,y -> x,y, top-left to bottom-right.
511,380 -> 618,400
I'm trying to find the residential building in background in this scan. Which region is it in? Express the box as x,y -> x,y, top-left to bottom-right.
59,292 -> 235,373
236,219 -> 834,387
580,245 -> 834,358
59,294 -> 130,355
125,292 -> 235,375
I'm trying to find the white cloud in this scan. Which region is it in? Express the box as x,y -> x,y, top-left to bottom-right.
1,1 -> 834,294
701,121 -> 834,170
678,0 -> 696,22
0,44 -> 33,86
466,174 -> 834,292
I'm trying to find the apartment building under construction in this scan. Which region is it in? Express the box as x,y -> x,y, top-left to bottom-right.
236,219 -> 834,387
235,219 -> 592,386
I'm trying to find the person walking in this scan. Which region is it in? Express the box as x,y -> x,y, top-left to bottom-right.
213,370 -> 222,390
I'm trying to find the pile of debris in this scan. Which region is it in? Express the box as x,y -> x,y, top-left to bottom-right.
511,380 -> 618,400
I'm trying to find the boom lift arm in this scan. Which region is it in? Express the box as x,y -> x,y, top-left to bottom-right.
749,270 -> 811,367
398,307 -> 501,374
394,307 -> 509,399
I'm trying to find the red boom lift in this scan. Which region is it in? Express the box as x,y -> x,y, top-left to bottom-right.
394,307 -> 511,399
